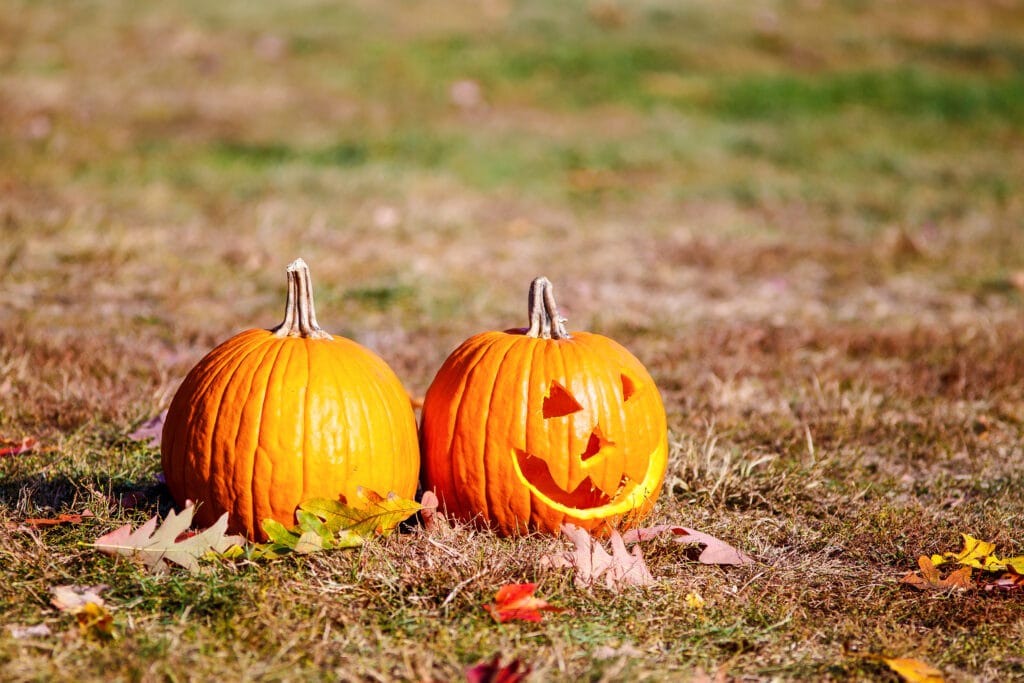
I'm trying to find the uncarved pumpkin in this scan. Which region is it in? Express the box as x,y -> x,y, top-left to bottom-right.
161,258 -> 419,541
420,276 -> 668,536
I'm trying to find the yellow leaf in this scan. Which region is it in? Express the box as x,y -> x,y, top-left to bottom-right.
1003,556 -> 1024,573
76,602 -> 116,641
942,534 -> 996,569
882,657 -> 943,683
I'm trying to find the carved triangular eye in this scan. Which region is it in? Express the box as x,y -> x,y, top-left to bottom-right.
543,381 -> 584,418
581,424 -> 612,461
621,373 -> 637,402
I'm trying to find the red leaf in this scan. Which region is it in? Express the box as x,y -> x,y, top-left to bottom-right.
483,583 -> 566,623
622,525 -> 755,565
465,654 -> 532,683
25,511 -> 95,527
0,437 -> 37,457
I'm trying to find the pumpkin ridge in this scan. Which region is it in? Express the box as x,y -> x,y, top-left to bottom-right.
249,335 -> 290,535
225,334 -> 282,534
477,335 -> 525,529
517,335 -> 546,530
439,333 -> 504,518
164,330 -> 263,496
195,333 -> 271,526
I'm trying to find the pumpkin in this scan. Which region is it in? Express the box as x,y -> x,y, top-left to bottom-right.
420,276 -> 668,536
161,258 -> 419,541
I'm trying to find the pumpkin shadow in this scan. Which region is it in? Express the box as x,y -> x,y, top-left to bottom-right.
0,473 -> 174,517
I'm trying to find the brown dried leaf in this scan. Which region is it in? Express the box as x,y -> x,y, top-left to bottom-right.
542,524 -> 655,592
420,489 -> 440,533
25,510 -> 94,527
93,502 -> 245,573
622,525 -> 755,565
984,569 -> 1024,592
901,556 -> 972,591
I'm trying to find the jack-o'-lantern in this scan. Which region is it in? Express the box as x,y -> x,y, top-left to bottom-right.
420,276 -> 668,535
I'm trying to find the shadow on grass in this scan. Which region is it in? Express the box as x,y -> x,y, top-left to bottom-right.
0,472 -> 175,519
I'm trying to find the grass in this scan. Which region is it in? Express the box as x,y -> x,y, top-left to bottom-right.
2,0 -> 1024,680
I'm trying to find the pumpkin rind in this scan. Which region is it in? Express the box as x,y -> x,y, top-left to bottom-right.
161,259 -> 419,541
420,277 -> 668,536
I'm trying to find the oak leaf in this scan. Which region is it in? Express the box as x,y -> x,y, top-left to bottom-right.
900,556 -> 972,591
882,657 -> 944,683
542,524 -> 655,592
93,502 -> 245,573
298,487 -> 422,537
420,489 -> 441,533
930,534 -> 995,569
622,525 -> 755,565
483,583 -> 566,623
253,489 -> 422,557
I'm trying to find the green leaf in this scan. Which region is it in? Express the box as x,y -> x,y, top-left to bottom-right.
299,487 -> 422,537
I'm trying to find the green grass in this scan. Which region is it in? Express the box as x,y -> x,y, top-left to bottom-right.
2,0 -> 1024,680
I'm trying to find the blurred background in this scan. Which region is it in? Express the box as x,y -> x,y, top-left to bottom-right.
2,0 -> 1023,422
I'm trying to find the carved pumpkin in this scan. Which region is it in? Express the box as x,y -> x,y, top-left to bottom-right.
420,277 -> 668,535
161,259 -> 419,541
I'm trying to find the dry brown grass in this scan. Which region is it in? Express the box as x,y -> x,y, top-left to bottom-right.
3,0 -> 1024,680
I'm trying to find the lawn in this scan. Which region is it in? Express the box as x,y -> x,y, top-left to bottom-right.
2,0 -> 1023,680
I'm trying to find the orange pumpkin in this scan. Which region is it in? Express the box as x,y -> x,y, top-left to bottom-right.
161,259 -> 419,541
420,277 -> 668,536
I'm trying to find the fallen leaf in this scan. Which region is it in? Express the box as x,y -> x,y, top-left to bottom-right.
900,556 -> 972,591
298,487 -> 422,537
25,511 -> 95,528
483,583 -> 566,623
930,534 -> 996,569
50,584 -> 107,612
128,411 -> 167,448
543,524 -> 655,592
6,623 -> 52,639
420,489 -> 440,533
0,436 -> 37,457
92,502 -> 245,573
622,525 -> 755,565
465,654 -> 532,683
75,601 -> 116,640
984,569 -> 1024,592
882,657 -> 944,683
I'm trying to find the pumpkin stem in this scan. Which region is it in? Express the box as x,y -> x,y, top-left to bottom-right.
271,258 -> 333,340
526,276 -> 571,340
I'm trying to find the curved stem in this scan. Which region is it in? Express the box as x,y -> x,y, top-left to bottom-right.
525,276 -> 570,340
271,258 -> 332,340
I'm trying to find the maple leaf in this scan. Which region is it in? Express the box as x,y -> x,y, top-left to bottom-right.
483,583 -> 566,623
127,411 -> 166,449
76,601 -> 116,640
465,654 -> 532,683
542,524 -> 655,592
622,525 -> 755,565
930,534 -> 996,569
93,503 -> 245,573
882,657 -> 944,683
900,556 -> 972,591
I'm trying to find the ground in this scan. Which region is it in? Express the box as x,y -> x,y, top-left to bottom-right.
1,0 -> 1023,680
